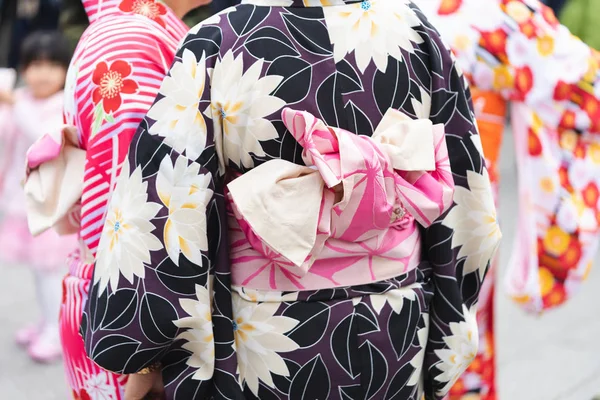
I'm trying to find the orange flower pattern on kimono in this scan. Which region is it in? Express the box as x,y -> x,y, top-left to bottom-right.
418,0 -> 600,317
416,0 -> 600,398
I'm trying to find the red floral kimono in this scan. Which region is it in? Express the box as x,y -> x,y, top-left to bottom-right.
60,1 -> 188,398
417,0 -> 600,398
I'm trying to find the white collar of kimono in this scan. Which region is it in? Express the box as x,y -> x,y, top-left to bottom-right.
241,0 -> 364,7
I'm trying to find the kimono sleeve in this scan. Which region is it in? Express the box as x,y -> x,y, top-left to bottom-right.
81,33 -> 235,396
458,0 -> 598,132
77,26 -> 179,258
444,0 -> 600,312
418,26 -> 502,399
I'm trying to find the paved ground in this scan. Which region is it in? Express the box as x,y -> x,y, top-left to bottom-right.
1,129 -> 599,399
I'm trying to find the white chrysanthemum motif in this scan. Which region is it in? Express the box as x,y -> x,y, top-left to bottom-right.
147,49 -> 208,160
235,286 -> 299,303
95,162 -> 162,294
408,313 -> 429,388
323,0 -> 424,73
434,305 -> 478,395
84,371 -> 116,400
155,155 -> 213,266
470,134 -> 484,158
370,284 -> 419,315
205,50 -> 285,173
174,282 -> 215,381
442,169 -> 501,277
232,292 -> 300,396
411,87 -> 431,119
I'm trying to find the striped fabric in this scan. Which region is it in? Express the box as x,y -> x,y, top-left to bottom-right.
60,1 -> 188,398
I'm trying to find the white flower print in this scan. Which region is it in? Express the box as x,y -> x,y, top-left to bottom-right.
84,371 -> 116,400
147,49 -> 208,160
442,169 -> 501,278
235,286 -> 299,303
95,162 -> 162,294
369,284 -> 419,315
469,134 -> 484,158
411,87 -> 431,119
323,0 -> 424,73
231,292 -> 300,396
174,283 -> 215,381
155,155 -> 213,266
205,51 -> 285,173
408,313 -> 429,387
434,305 -> 478,395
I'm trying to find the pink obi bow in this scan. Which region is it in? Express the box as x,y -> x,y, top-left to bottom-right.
227,108 -> 454,276
23,125 -> 85,236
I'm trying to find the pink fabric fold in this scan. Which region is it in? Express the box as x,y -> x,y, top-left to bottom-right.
26,133 -> 64,170
227,107 -> 454,290
23,125 -> 84,236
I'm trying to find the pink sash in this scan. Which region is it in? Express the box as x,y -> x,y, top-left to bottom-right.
227,108 -> 454,291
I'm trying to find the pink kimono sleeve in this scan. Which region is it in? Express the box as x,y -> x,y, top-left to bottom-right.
77,35 -> 175,257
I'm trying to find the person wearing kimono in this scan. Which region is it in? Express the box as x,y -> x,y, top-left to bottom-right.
58,1 -> 205,398
58,0 -> 215,51
80,1 -> 501,399
416,0 -> 600,398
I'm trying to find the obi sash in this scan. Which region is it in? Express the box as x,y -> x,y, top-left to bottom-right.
227,107 -> 454,291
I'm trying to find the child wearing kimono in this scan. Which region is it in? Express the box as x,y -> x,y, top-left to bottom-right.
0,31 -> 77,363
81,0 -> 502,399
416,0 -> 600,398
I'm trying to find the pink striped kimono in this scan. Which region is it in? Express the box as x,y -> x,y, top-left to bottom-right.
60,1 -> 188,398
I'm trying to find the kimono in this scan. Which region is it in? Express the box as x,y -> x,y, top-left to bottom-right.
416,0 -> 600,398
0,87 -> 77,269
60,1 -> 188,398
81,1 -> 500,399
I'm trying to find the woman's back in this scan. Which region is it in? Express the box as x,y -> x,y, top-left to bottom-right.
83,1 -> 501,399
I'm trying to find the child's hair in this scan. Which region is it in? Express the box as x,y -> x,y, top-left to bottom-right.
20,31 -> 72,70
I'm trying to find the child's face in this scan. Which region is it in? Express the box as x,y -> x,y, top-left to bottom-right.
23,60 -> 66,99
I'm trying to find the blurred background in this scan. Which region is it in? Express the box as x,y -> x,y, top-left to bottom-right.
0,0 -> 599,399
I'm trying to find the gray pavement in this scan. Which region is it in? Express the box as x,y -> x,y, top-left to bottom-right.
1,129 -> 599,399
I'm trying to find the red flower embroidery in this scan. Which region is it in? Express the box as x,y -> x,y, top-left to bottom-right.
513,66 -> 534,101
119,0 -> 167,27
480,29 -> 509,61
527,127 -> 542,156
519,21 -> 537,39
553,80 -> 572,101
73,389 -> 91,400
92,60 -> 138,114
559,110 -> 577,130
583,182 -> 600,209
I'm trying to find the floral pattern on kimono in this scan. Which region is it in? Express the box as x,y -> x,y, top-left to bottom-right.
417,0 -> 600,314
60,0 -> 189,398
81,1 -> 500,399
415,0 -> 600,398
